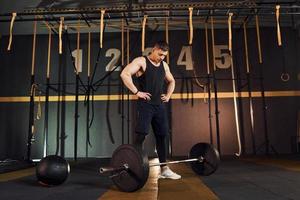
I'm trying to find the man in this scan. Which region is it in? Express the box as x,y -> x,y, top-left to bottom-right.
120,41 -> 181,179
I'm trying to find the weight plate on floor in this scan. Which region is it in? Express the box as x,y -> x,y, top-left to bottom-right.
189,143 -> 220,176
110,144 -> 149,192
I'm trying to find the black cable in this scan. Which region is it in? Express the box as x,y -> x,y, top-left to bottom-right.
106,76 -> 115,144
180,76 -> 189,104
43,78 -> 50,156
190,78 -> 194,107
55,54 -> 62,156
89,89 -> 95,128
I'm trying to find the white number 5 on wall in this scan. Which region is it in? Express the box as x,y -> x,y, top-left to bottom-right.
214,45 -> 231,69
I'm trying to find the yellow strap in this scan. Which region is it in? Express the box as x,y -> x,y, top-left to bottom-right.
59,17 -> 64,54
127,26 -> 130,64
189,7 -> 193,45
205,23 -> 210,75
243,23 -> 250,73
165,12 -> 170,64
46,27 -> 52,78
210,16 -> 216,71
276,5 -> 282,46
31,19 -> 37,76
228,13 -> 233,52
100,10 -> 105,48
7,12 -> 17,51
255,14 -> 263,64
142,15 -> 148,52
121,19 -> 124,66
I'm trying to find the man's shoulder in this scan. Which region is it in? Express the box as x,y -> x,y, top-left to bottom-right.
162,61 -> 169,70
134,56 -> 146,63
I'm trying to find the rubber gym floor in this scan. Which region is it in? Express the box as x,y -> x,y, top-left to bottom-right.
1,156 -> 300,200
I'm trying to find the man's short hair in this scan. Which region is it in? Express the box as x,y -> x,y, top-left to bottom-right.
154,41 -> 169,51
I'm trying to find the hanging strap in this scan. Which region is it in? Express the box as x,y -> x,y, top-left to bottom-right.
7,12 -> 17,51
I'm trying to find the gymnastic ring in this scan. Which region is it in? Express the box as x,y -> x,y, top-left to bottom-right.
281,73 -> 290,82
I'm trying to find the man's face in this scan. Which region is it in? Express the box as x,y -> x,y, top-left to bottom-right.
152,47 -> 168,63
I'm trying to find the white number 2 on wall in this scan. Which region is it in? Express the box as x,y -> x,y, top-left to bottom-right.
105,48 -> 121,71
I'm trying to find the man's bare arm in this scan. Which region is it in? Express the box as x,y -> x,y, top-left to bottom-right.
120,57 -> 151,100
161,62 -> 175,102
120,57 -> 143,94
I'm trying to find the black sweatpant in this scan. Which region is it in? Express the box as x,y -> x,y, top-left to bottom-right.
134,101 -> 169,165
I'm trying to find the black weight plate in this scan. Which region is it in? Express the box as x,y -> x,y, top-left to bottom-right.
110,144 -> 149,192
189,143 -> 220,176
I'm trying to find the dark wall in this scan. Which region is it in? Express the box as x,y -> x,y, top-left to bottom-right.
0,27 -> 299,159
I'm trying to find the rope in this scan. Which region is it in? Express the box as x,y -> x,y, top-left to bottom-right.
7,12 -> 17,51
59,17 -> 64,54
228,13 -> 233,52
276,5 -> 282,46
100,10 -> 105,48
142,15 -> 147,52
188,7 -> 193,45
255,14 -> 263,64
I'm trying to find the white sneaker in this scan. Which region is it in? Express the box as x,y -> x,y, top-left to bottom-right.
158,167 -> 181,180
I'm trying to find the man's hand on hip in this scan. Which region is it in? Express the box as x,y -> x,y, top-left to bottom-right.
161,94 -> 171,102
136,91 -> 152,101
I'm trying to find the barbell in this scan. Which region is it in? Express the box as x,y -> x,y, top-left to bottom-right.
99,142 -> 220,192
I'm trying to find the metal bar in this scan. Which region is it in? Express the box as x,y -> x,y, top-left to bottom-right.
43,27 -> 52,156
74,74 -> 79,161
210,14 -> 221,155
204,22 -> 213,145
26,20 -> 37,162
99,164 -> 129,174
0,11 -> 299,23
149,158 -> 201,167
121,18 -> 125,145
74,21 -> 80,161
8,2 -> 300,17
99,157 -> 203,173
43,78 -> 49,157
27,75 -> 35,162
243,23 -> 256,155
86,76 -> 91,158
127,26 -> 130,144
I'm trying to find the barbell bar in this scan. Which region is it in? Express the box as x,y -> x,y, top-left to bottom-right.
99,157 -> 204,173
150,157 -> 204,166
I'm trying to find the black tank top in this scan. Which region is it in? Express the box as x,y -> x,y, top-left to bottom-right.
137,56 -> 166,105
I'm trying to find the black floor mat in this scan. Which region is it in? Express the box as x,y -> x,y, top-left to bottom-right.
0,158 -> 113,200
201,159 -> 300,200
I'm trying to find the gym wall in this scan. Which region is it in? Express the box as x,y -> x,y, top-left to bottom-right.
0,27 -> 299,159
